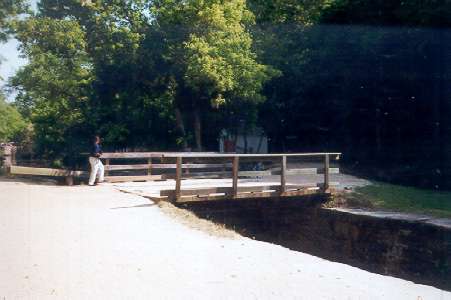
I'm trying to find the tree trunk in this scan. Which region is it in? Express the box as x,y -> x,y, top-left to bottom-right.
175,107 -> 188,150
375,110 -> 382,160
233,130 -> 238,153
193,107 -> 202,151
243,128 -> 248,153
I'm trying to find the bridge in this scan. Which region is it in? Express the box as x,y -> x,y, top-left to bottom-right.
8,152 -> 341,203
100,152 -> 341,203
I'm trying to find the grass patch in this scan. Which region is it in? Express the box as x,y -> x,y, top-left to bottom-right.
353,183 -> 451,218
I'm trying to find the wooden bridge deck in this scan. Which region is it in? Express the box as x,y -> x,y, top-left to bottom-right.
113,178 -> 333,203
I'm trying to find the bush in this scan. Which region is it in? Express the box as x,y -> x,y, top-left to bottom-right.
0,96 -> 29,143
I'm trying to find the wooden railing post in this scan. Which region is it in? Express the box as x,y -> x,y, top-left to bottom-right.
323,154 -> 330,191
65,172 -> 74,186
175,157 -> 182,202
232,156 -> 239,198
147,158 -> 152,176
105,159 -> 110,176
280,155 -> 287,194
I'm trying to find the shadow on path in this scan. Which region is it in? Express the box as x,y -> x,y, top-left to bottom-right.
110,203 -> 156,209
0,176 -> 59,186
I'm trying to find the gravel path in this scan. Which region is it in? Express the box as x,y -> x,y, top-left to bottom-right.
1,179 -> 449,299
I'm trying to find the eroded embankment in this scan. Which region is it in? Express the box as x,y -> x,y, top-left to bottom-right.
175,196 -> 451,291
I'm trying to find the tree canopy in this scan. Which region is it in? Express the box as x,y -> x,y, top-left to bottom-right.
5,0 -> 451,188
152,0 -> 276,150
0,0 -> 27,42
10,0 -> 275,156
0,92 -> 28,142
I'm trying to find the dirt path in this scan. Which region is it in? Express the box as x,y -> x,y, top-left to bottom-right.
1,179 -> 449,299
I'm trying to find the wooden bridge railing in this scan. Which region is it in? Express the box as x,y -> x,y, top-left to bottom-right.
100,152 -> 225,182
101,152 -> 341,202
7,151 -> 341,201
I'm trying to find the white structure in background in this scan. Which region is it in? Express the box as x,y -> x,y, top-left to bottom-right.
219,128 -> 268,154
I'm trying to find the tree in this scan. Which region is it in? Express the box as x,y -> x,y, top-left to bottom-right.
33,0 -> 179,150
250,0 -> 451,188
12,0 -> 275,156
317,0 -> 451,188
11,16 -> 93,159
0,0 -> 27,42
152,0 -> 276,150
0,0 -> 31,146
248,0 -> 330,24
0,91 -> 27,142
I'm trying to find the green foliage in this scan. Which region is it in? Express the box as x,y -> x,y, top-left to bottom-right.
247,0 -> 451,189
0,0 -> 27,41
7,0 -> 451,190
0,92 -> 28,142
248,0 -> 333,24
155,0 -> 274,105
11,17 -> 92,158
152,0 -> 275,149
11,0 -> 183,157
10,0 -> 275,155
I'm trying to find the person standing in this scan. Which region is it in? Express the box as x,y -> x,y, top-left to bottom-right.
88,135 -> 105,186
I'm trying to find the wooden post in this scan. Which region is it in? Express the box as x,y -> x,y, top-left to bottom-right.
65,175 -> 74,186
175,156 -> 182,202
280,155 -> 287,194
232,156 -> 239,198
184,160 -> 190,175
105,159 -> 110,176
147,158 -> 152,176
323,154 -> 330,192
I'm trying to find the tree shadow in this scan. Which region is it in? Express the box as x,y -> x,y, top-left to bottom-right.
0,175 -> 59,186
110,203 -> 157,209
